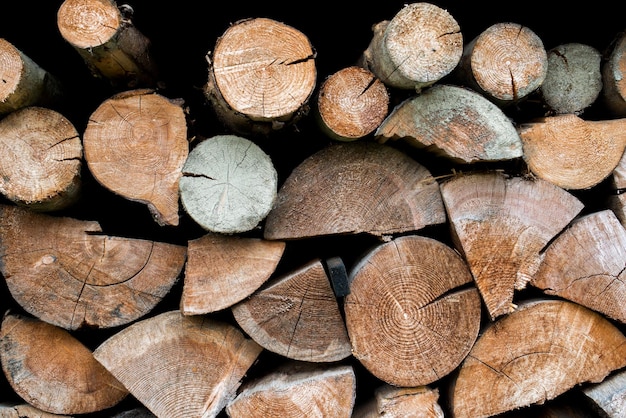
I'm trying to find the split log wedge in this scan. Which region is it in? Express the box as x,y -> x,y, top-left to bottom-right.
450,299 -> 626,418
352,384 -> 445,418
93,310 -> 263,418
0,106 -> 82,212
539,43 -> 603,115
612,150 -> 626,190
359,2 -> 462,91
204,17 -> 316,137
440,171 -> 584,320
375,84 -> 523,164
181,232 -> 286,315
0,204 -> 187,330
179,135 -> 278,234
315,66 -> 389,142
344,235 -> 482,387
583,369 -> 626,418
530,209 -> 626,323
0,312 -> 128,415
517,113 -> 626,190
263,141 -> 446,240
0,38 -> 63,115
231,258 -> 352,363
57,0 -> 159,88
225,361 -> 356,418
83,89 -> 189,226
453,22 -> 547,106
602,30 -> 626,117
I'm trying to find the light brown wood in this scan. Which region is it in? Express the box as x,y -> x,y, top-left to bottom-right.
0,312 -> 128,415
232,259 -> 352,363
0,106 -> 82,211
352,384 -> 445,418
0,204 -> 187,330
263,141 -> 446,240
225,361 -> 356,418
611,145 -> 626,190
93,310 -> 263,418
539,43 -> 603,115
602,30 -> 626,117
204,17 -> 316,136
375,84 -> 523,163
454,22 -> 547,106
0,402 -> 73,417
344,234 -> 481,387
181,232 -> 285,315
440,171 -> 584,320
450,299 -> 626,418
583,369 -> 626,418
57,0 -> 159,88
518,114 -> 626,190
359,3 -> 462,91
0,38 -> 63,115
316,66 -> 389,142
83,89 -> 188,226
530,209 -> 626,323
179,135 -> 278,234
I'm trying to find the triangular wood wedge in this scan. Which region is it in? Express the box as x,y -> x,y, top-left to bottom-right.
530,209 -> 626,323
231,259 -> 352,362
450,299 -> 626,418
375,84 -> 523,164
518,114 -> 626,190
0,312 -> 128,415
83,89 -> 189,226
0,204 -> 187,330
181,232 -> 285,314
352,384 -> 445,418
583,368 -> 626,418
344,234 -> 481,387
440,171 -> 584,320
225,361 -> 356,417
263,141 -> 446,240
93,310 -> 262,418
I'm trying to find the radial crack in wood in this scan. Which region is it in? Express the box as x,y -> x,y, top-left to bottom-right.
263,141 -> 446,240
93,310 -> 263,418
0,204 -> 187,330
360,2 -> 463,91
232,259 -> 352,363
530,209 -> 626,323
0,106 -> 82,211
344,234 -> 482,387
204,17 -> 316,137
450,299 -> 626,418
83,89 -> 189,226
440,171 -> 584,320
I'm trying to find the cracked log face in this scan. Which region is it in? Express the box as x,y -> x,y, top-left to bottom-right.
83,89 -> 189,226
0,204 -> 187,330
530,209 -> 626,324
440,171 -> 584,320
450,299 -> 626,418
344,234 -> 482,387
205,17 -> 317,135
263,141 -> 446,240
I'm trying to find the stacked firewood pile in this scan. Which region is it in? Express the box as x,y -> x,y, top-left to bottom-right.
1,1 -> 626,417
